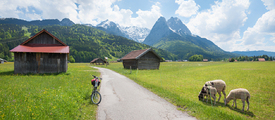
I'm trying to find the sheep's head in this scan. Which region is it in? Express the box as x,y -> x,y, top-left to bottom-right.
198,87 -> 206,100
224,99 -> 230,105
198,93 -> 204,100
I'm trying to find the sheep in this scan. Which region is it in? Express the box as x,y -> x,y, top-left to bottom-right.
198,86 -> 217,105
224,88 -> 250,111
204,80 -> 226,102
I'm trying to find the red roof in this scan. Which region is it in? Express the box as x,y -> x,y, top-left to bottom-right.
10,45 -> 69,53
10,29 -> 69,53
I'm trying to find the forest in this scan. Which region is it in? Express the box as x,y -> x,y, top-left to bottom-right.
0,24 -> 177,62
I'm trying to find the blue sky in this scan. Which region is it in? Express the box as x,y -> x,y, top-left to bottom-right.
0,0 -> 275,52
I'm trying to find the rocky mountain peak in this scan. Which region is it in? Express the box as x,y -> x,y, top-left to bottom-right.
142,17 -> 173,46
167,17 -> 191,35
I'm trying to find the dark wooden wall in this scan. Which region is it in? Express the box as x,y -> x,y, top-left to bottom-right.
138,51 -> 160,69
14,52 -> 67,74
91,59 -> 105,65
123,59 -> 138,69
122,51 -> 160,70
25,33 -> 63,45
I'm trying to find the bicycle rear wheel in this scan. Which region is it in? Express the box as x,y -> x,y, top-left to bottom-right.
91,91 -> 102,104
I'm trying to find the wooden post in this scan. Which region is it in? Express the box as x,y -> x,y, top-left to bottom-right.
130,66 -> 132,74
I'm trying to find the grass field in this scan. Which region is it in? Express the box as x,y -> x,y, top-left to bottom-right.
99,61 -> 275,120
0,63 -> 99,119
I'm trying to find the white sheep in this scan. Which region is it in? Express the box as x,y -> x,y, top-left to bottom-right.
198,86 -> 217,105
204,80 -> 226,102
224,88 -> 250,111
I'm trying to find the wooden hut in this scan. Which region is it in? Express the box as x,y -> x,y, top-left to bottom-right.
203,59 -> 208,62
120,48 -> 162,69
258,58 -> 265,61
90,58 -> 107,65
0,58 -> 4,64
10,29 -> 69,74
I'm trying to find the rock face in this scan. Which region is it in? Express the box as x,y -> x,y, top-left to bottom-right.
143,17 -> 193,46
167,17 -> 191,36
142,17 -> 174,46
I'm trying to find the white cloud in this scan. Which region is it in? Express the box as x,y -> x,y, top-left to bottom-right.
175,0 -> 200,17
77,1 -> 162,28
186,0 -> 250,51
0,0 -> 162,29
241,9 -> 275,51
262,0 -> 275,10
239,0 -> 275,52
130,2 -> 162,29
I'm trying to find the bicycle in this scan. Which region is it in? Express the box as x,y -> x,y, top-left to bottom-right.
91,75 -> 102,105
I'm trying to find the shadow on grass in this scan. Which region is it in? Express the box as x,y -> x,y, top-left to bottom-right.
226,104 -> 255,117
0,70 -> 71,76
199,100 -> 255,117
200,100 -> 225,107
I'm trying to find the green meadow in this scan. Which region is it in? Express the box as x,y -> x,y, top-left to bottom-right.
100,61 -> 275,120
0,63 -> 99,120
1,62 -> 274,120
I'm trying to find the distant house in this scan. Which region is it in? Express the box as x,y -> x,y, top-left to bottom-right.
0,58 -> 4,64
10,29 -> 69,74
203,59 -> 208,62
258,58 -> 265,61
120,48 -> 163,70
90,58 -> 107,65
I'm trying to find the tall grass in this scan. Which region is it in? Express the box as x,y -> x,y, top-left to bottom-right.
0,63 -> 99,119
100,62 -> 275,120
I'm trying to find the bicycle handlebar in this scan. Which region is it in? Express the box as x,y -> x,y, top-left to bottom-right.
92,75 -> 102,80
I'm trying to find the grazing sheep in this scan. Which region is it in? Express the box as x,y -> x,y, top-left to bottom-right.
204,80 -> 226,102
198,86 -> 217,105
224,88 -> 250,111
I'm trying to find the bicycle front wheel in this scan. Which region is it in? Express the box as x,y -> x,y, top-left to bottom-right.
91,91 -> 102,104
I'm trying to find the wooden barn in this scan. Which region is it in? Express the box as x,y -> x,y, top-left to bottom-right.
0,58 -> 4,64
10,29 -> 69,74
120,48 -> 163,70
258,58 -> 265,61
90,58 -> 107,65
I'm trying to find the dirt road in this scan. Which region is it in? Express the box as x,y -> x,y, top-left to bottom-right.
94,67 -> 196,120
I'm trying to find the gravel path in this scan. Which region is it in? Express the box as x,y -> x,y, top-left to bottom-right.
94,67 -> 196,120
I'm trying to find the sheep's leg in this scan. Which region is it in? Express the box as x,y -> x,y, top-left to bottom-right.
232,99 -> 235,107
222,90 -> 226,102
217,92 -> 221,102
242,100 -> 245,112
235,100 -> 237,108
212,94 -> 216,105
246,97 -> 250,111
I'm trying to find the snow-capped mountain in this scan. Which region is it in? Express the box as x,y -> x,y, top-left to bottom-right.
96,19 -> 125,37
95,19 -> 150,43
119,26 -> 150,43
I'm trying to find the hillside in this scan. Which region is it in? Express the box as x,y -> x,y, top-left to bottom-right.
0,23 -> 177,62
